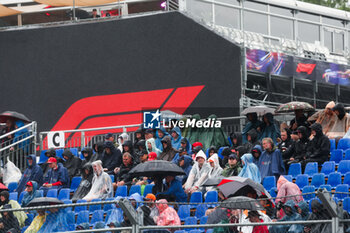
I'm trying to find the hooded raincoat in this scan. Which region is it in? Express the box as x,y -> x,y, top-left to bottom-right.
146,138 -> 162,158
155,127 -> 168,152
251,145 -> 262,166
304,123 -> 330,165
63,149 -> 82,180
16,154 -> 43,194
230,132 -> 243,150
92,142 -> 104,161
170,127 -> 184,150
159,136 -> 177,162
0,204 -> 20,233
72,163 -> 94,202
284,126 -> 310,162
297,201 -> 310,220
184,150 -> 210,191
259,113 -> 281,144
206,153 -> 223,193
327,103 -> 350,138
178,155 -> 193,184
306,200 -> 332,233
155,199 -> 181,226
275,176 -> 303,204
117,133 -> 129,152
269,200 -> 303,233
81,147 -> 99,167
13,120 -> 30,152
244,129 -> 261,153
242,113 -> 262,143
308,101 -> 336,134
37,208 -> 70,233
101,141 -> 122,174
238,153 -> 261,183
24,212 -> 47,233
0,191 -> 27,227
83,160 -> 113,201
258,147 -> 285,181
21,181 -> 42,207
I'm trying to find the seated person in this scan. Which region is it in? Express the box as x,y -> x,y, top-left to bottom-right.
102,141 -> 122,174
40,148 -> 64,176
122,140 -> 138,163
83,160 -> 113,201
0,191 -> 27,228
0,204 -> 20,233
24,209 -> 47,233
177,155 -> 193,184
327,103 -> 350,139
62,149 -> 82,180
251,145 -> 262,166
170,127 -> 183,150
40,157 -> 69,196
284,126 -> 310,165
37,207 -> 70,232
171,147 -> 188,164
155,199 -> 181,226
113,152 -> 136,188
206,153 -> 223,193
222,153 -> 242,177
275,176 -> 303,205
146,138 -> 161,158
156,175 -> 187,202
16,154 -> 43,194
155,127 -> 168,152
180,138 -> 191,154
72,163 -> 94,202
81,147 -> 98,167
159,136 -> 177,162
245,210 -> 269,233
21,181 -> 42,207
270,200 -> 303,233
238,153 -> 261,183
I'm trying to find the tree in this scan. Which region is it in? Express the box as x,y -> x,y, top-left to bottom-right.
300,0 -> 350,11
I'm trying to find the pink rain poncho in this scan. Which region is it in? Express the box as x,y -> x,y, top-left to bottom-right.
275,176 -> 303,204
156,199 -> 181,226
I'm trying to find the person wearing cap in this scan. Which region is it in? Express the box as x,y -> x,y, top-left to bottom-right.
155,126 -> 168,152
191,142 -> 203,159
205,153 -> 222,194
16,154 -> 43,194
170,127 -> 183,150
40,157 -> 69,196
221,153 -> 242,177
143,194 -> 159,222
251,145 -> 262,167
184,150 -> 210,194
144,129 -> 154,140
62,148 -> 82,181
245,210 -> 269,233
146,138 -> 162,158
0,191 -> 27,228
105,133 -> 119,148
148,152 -> 158,161
102,141 -> 122,174
171,147 -> 188,164
156,175 -> 187,202
21,181 -> 41,207
308,101 -> 336,135
40,148 -> 65,176
159,136 -> 177,162
139,150 -> 149,163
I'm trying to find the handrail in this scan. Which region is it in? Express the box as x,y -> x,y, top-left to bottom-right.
0,134 -> 35,152
0,121 -> 35,141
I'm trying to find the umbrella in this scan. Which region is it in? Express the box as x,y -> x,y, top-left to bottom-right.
0,111 -> 31,123
219,196 -> 263,211
27,197 -> 63,207
128,160 -> 185,177
202,176 -> 225,187
241,106 -> 275,116
217,176 -> 270,198
275,101 -> 314,113
207,208 -> 228,224
0,183 -> 8,191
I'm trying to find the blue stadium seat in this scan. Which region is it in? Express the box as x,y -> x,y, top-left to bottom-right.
70,148 -> 78,156
103,198 -> 115,213
330,139 -> 336,152
288,163 -> 301,178
205,191 -> 218,208
58,188 -> 70,200
335,184 -> 349,200
321,161 -> 336,176
25,213 -> 34,226
70,176 -> 82,192
227,136 -> 233,146
9,192 -> 18,201
129,185 -> 141,196
269,188 -> 277,198
343,197 -> 350,212
66,211 -> 75,225
217,147 -> 225,159
190,192 -> 203,208
205,148 -> 210,157
345,149 -> 350,160
304,162 -> 318,177
199,215 -> 208,232
89,198 -> 102,213
295,174 -> 309,190
338,160 -> 350,175
143,184 -> 155,197
311,173 -> 325,188
109,175 -> 115,183
344,172 -> 350,186
115,185 -> 127,197
38,190 -> 44,197
284,175 -> 293,182
184,217 -> 198,231
178,205 -> 191,221
63,199 -> 73,212
38,150 -> 48,164
327,172 -> 342,188
90,210 -> 104,225
19,191 -> 27,204
8,182 -> 17,192
206,229 -> 214,233
55,149 -> 64,159
75,199 -> 87,213
46,189 -> 58,198
302,185 -> 316,201
319,185 -> 332,192
330,149 -> 343,164
195,204 -> 208,219
76,210 -> 89,225
263,176 -> 276,191
189,230 -> 201,233
338,138 -> 350,150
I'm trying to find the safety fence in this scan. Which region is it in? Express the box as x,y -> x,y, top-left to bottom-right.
1,189 -> 348,233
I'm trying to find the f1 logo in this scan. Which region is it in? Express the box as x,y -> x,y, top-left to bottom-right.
47,131 -> 65,148
143,110 -> 161,129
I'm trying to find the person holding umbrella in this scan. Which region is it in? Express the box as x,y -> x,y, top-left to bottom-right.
156,175 -> 187,202
242,113 -> 262,143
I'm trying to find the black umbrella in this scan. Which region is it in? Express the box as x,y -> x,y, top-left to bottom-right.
0,111 -> 31,123
219,196 -> 263,211
207,208 -> 228,224
27,197 -> 63,207
128,160 -> 185,177
202,176 -> 225,187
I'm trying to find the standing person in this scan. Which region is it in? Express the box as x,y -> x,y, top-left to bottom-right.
275,176 -> 303,205
238,153 -> 261,183
16,154 -> 43,194
246,210 -> 269,233
308,101 -> 336,134
258,138 -> 285,181
62,149 -> 82,181
21,181 -> 42,207
72,163 -> 94,202
83,160 -> 113,201
40,157 -> 69,196
0,119 -> 15,148
290,109 -> 308,131
259,113 -> 281,144
242,113 -> 262,143
222,153 -> 242,177
81,147 -> 98,167
101,141 -> 122,174
229,132 -> 243,150
170,127 -> 183,150
159,136 -> 177,162
327,103 -> 350,139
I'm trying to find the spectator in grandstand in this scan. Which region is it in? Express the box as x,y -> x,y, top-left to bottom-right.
16,154 -> 43,194
243,128 -> 261,153
91,8 -> 100,18
24,209 -> 46,233
258,138 -> 285,181
40,157 -> 69,196
102,141 -> 122,174
222,153 -> 242,177
285,126 -> 310,166
0,191 -> 27,227
184,150 -> 210,194
259,113 -> 281,144
144,129 -> 154,141
139,149 -> 149,163
212,208 -> 240,233
238,153 -> 261,183
0,119 -> 15,148
72,163 -> 94,202
191,145 -> 203,161
37,207 -> 70,232
296,201 -> 310,220
308,101 -> 336,135
105,132 -> 117,146
93,141 -> 104,160
122,140 -> 138,163
10,120 -> 30,156
229,132 -> 243,151
259,194 -> 276,219
301,123 -> 330,167
177,155 -> 192,184
327,103 -> 350,139
207,146 -> 217,157
290,109 -> 309,131
220,147 -> 232,168
278,128 -> 293,167
133,127 -> 144,151
245,210 -> 269,233
117,133 -> 129,152
83,160 -> 113,201
159,136 -> 177,162
62,149 -> 82,180
139,205 -> 157,226
275,176 -> 303,205
0,204 -> 20,233
21,181 -> 41,207
113,152 -> 136,188
105,208 -> 123,228
170,127 -> 183,150
156,175 -> 187,202
304,199 -> 331,233
135,139 -> 147,158
155,199 -> 181,227
146,138 -> 162,158
155,127 -> 168,151
206,153 -> 223,193
148,151 -> 157,161
235,145 -> 247,160
171,147 -> 188,164
81,147 -> 98,167
251,145 -> 262,166
143,194 -> 159,222
242,113 -> 262,143
40,148 -> 64,176
128,193 -> 143,209
270,200 -> 303,233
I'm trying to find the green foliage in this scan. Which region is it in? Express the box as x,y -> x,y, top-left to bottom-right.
300,0 -> 350,11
